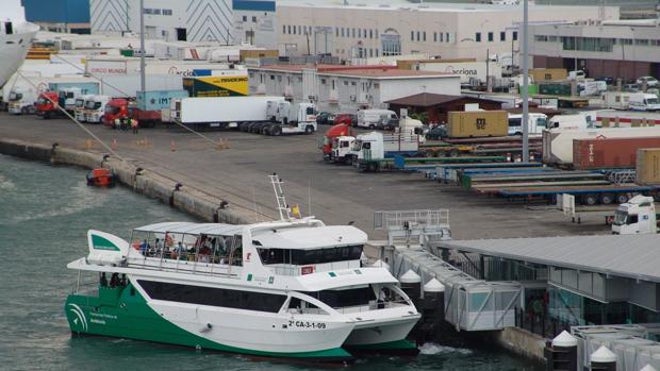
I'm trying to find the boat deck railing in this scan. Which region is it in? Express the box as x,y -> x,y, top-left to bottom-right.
126,254 -> 242,278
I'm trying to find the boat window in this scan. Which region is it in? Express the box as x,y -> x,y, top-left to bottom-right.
138,280 -> 286,313
257,245 -> 363,265
305,285 -> 373,308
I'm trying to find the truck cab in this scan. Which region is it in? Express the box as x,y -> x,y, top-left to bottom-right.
612,195 -> 659,234
7,87 -> 36,115
321,123 -> 353,160
84,95 -> 111,124
60,87 -> 83,113
330,135 -> 356,164
74,94 -> 94,122
35,91 -> 61,119
102,98 -> 130,127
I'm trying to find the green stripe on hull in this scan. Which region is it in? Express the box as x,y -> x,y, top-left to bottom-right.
346,339 -> 419,354
65,284 -> 351,361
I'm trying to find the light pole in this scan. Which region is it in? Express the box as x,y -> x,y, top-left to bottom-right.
521,0 -> 529,163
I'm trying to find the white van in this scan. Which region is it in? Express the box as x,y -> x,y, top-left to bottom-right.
356,109 -> 398,129
547,114 -> 592,130
507,113 -> 548,136
628,93 -> 660,112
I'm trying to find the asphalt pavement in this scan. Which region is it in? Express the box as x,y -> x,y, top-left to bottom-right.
0,112 -> 611,240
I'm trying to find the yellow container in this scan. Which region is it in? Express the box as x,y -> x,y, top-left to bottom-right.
446,111 -> 509,138
530,68 -> 568,82
636,148 -> 660,185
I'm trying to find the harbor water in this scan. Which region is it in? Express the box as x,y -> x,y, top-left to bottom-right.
0,154 -> 541,370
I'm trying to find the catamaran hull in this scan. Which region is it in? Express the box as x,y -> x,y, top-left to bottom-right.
0,23 -> 39,89
65,286 -> 354,361
343,314 -> 420,353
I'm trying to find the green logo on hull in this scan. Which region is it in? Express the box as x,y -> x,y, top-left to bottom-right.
92,234 -> 120,251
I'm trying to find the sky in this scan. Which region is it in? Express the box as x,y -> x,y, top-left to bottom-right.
5,0 -> 26,21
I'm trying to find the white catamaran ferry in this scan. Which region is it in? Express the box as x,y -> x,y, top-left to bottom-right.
65,178 -> 421,361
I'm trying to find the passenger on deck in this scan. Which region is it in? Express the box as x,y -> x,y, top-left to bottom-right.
155,238 -> 164,254
172,242 -> 185,260
110,273 -> 120,287
139,240 -> 150,255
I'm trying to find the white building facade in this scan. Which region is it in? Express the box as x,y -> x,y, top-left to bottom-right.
89,0 -> 275,46
248,65 -> 461,112
275,2 -> 619,65
528,20 -> 660,81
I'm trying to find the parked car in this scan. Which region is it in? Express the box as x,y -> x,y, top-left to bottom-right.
316,111 -> 335,125
623,83 -> 640,92
333,112 -> 357,126
377,117 -> 399,131
425,125 -> 447,140
636,76 -> 659,88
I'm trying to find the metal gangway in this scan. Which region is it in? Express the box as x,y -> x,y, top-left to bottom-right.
374,209 -> 451,246
375,209 -> 522,332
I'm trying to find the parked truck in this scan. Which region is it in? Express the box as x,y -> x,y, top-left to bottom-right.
102,89 -> 189,128
321,122 -> 353,161
35,81 -> 100,119
170,96 -> 317,135
84,95 -> 112,124
7,86 -> 37,115
611,195 -> 659,234
507,113 -> 548,136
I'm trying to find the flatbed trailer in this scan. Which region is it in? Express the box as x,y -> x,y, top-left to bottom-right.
433,162 -> 544,183
359,155 -> 507,172
494,184 -> 660,205
463,170 -> 607,190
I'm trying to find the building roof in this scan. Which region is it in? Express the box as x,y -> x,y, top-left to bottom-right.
439,234 -> 660,283
385,93 -> 504,107
253,64 -> 454,79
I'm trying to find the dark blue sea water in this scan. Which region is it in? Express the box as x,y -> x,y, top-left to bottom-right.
0,154 -> 542,370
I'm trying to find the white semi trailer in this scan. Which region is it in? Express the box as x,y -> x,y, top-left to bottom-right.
612,195 -> 659,234
169,96 -> 317,135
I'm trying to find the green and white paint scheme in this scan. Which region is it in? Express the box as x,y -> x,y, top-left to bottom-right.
65,220 -> 420,361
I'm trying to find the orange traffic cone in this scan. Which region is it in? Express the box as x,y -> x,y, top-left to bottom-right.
170,140 -> 176,152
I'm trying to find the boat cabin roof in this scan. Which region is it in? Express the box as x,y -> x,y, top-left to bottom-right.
252,225 -> 367,250
134,222 -> 243,236
133,221 -> 368,250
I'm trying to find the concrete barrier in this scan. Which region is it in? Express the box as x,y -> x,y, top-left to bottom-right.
0,138 -> 255,225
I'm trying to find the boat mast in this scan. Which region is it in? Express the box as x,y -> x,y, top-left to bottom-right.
269,173 -> 291,220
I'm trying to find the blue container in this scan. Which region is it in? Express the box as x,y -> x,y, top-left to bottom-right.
48,82 -> 100,95
136,90 -> 189,111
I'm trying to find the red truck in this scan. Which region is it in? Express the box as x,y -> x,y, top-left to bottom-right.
321,122 -> 353,161
102,98 -> 161,128
35,91 -> 64,119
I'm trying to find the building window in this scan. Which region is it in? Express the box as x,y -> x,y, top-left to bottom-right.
283,25 -> 286,34
440,32 -> 444,42
423,31 -> 426,42
162,9 -> 172,16
475,32 -> 481,42
252,16 -> 257,22
417,31 -> 420,41
243,15 -> 247,22
513,31 -> 518,41
500,31 -> 506,41
287,25 -> 291,34
321,79 -> 326,84
369,29 -> 373,39
270,75 -> 275,80
433,32 -> 437,42
410,31 -> 414,41
488,32 -> 493,42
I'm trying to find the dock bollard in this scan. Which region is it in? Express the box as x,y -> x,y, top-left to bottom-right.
590,345 -> 616,371
544,330 -> 577,371
399,269 -> 422,300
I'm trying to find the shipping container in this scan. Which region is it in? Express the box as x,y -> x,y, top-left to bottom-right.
529,68 -> 567,82
446,111 -> 509,138
538,81 -> 572,96
636,148 -> 660,185
573,137 -> 660,170
183,75 -> 248,97
543,127 -> 660,165
136,89 -> 189,111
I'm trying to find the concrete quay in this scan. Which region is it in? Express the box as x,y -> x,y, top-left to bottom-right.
0,112 -> 609,240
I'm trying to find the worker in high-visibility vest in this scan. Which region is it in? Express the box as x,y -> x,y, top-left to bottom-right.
131,118 -> 139,134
